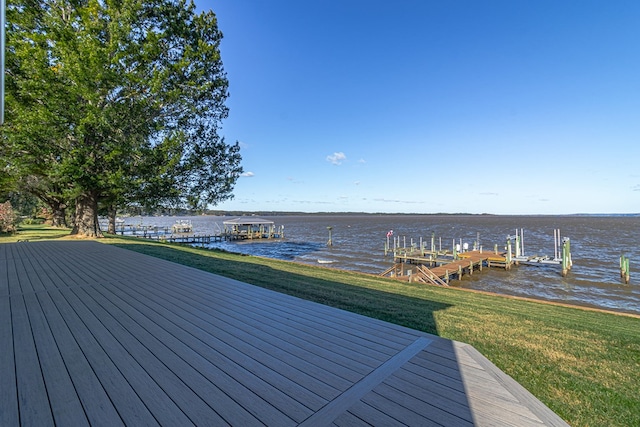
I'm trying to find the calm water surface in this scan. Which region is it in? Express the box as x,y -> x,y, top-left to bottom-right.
128,214 -> 640,315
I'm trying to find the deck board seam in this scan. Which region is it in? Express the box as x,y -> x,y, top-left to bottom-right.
298,336 -> 432,426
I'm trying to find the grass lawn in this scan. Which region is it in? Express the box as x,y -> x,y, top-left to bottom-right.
3,226 -> 639,426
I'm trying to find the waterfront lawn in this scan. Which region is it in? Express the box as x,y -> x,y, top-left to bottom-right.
2,227 -> 638,427
0,224 -> 72,242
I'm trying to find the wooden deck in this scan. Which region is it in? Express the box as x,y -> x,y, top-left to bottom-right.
1,240 -> 568,426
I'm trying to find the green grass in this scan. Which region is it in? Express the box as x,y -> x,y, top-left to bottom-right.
3,226 -> 639,426
0,223 -> 72,242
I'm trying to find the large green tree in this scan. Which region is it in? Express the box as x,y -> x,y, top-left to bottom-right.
2,0 -> 242,236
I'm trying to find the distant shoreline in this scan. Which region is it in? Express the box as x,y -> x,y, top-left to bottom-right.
125,211 -> 640,218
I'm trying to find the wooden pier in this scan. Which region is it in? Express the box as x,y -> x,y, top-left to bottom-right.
381,250 -> 508,285
381,229 -> 573,285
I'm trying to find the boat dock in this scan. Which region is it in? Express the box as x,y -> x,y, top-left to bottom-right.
381,249 -> 508,286
105,216 -> 285,244
381,229 -> 573,285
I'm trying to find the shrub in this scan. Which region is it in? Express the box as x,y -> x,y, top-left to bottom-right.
21,217 -> 46,225
0,201 -> 18,233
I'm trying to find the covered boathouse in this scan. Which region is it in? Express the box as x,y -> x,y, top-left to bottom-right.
223,216 -> 284,240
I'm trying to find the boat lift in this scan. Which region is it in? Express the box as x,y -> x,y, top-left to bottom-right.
509,229 -> 572,276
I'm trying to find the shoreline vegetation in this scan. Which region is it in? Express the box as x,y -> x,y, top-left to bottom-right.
3,225 -> 639,426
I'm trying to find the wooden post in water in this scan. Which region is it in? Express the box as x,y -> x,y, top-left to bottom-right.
625,257 -> 630,284
561,238 -> 572,277
506,236 -> 512,270
620,255 -> 630,284
385,231 -> 390,256
327,226 -> 333,246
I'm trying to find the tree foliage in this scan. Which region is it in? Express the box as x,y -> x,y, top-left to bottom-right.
1,0 -> 242,236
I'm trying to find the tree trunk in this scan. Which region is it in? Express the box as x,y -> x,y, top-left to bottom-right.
71,192 -> 103,237
107,205 -> 117,234
49,201 -> 68,228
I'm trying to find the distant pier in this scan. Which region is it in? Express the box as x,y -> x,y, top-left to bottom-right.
104,216 -> 285,245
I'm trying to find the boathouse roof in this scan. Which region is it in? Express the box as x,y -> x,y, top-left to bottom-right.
222,216 -> 275,226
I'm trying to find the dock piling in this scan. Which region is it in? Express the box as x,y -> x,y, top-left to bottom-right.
561,238 -> 572,277
620,254 -> 630,284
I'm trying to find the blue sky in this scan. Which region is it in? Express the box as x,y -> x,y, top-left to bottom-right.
198,0 -> 640,214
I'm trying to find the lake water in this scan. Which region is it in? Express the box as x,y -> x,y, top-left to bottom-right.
123,214 -> 640,315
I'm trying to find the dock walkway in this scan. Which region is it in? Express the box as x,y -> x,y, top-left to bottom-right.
1,241 -> 568,426
421,252 -> 493,285
384,250 -> 509,285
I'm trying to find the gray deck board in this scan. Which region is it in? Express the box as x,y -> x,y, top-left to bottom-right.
0,293 -> 19,427
12,292 -> 55,426
35,288 -> 125,426
22,292 -> 89,426
1,240 -> 569,426
47,288 -> 161,426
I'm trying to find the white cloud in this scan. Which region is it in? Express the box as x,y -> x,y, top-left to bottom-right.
241,171 -> 255,177
326,152 -> 347,165
372,198 -> 424,204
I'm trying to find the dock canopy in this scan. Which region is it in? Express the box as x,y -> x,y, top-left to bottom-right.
222,216 -> 283,240
223,216 -> 275,227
